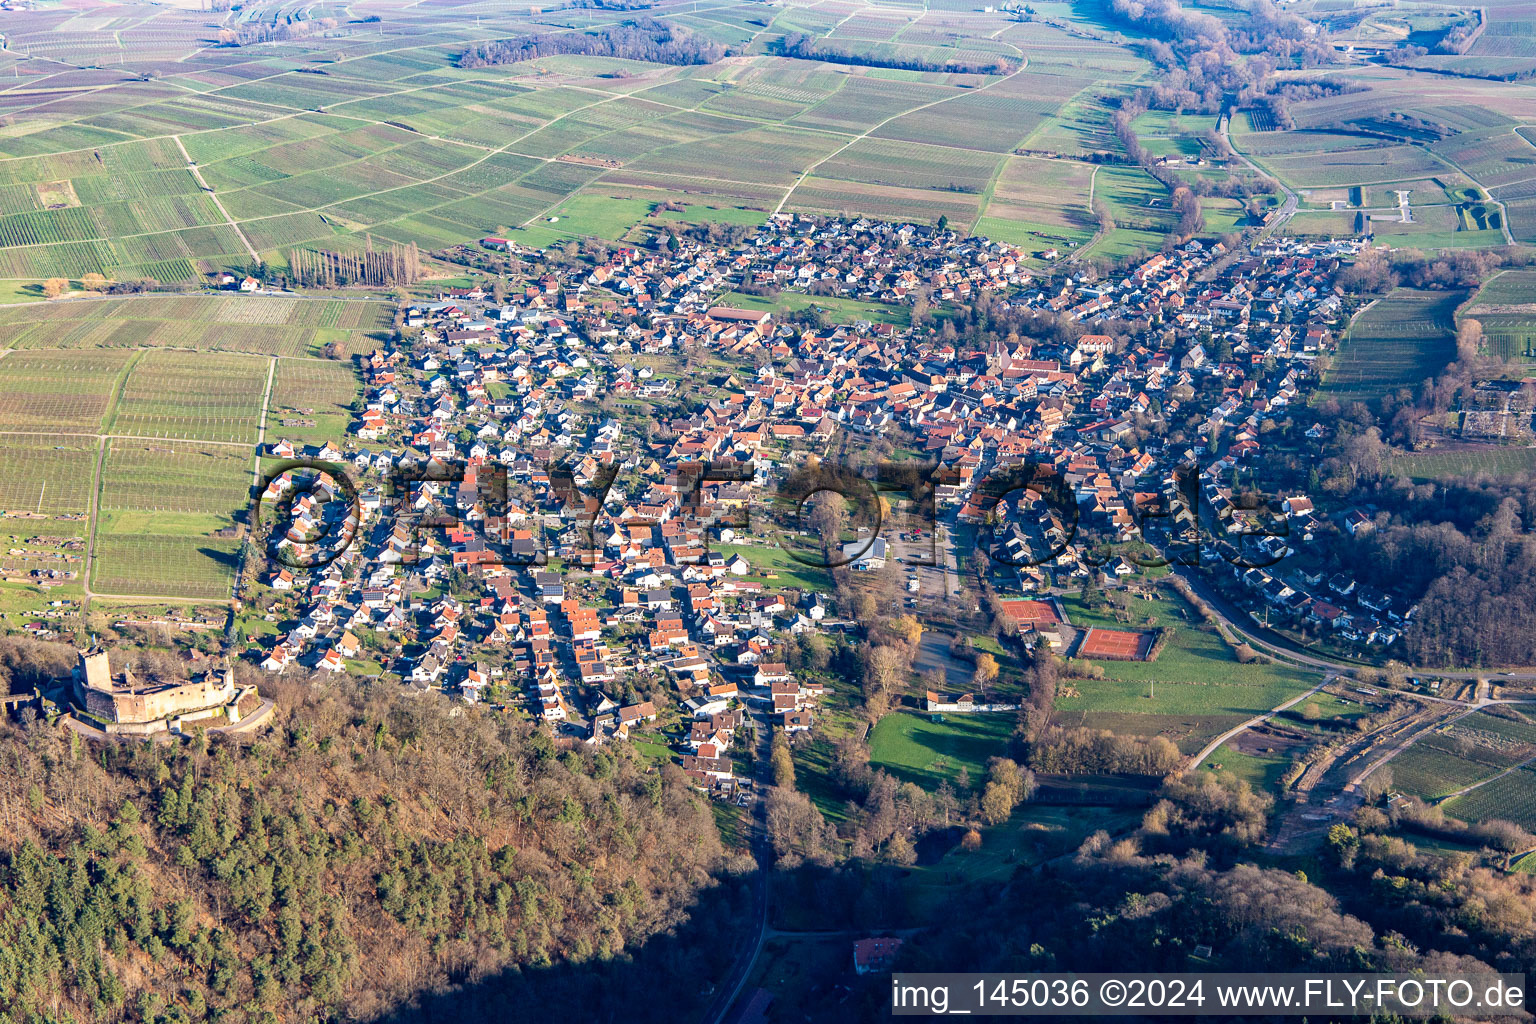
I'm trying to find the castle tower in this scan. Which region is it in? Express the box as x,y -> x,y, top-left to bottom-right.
79,649 -> 111,692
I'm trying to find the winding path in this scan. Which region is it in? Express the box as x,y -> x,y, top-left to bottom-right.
1187,675 -> 1333,771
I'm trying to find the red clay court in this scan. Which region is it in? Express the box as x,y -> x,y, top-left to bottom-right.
1077,627 -> 1154,661
998,599 -> 1061,626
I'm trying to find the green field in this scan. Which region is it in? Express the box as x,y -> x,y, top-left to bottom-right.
715,290 -> 912,327
1204,741 -> 1292,792
1321,289 -> 1463,405
1055,590 -> 1319,721
868,710 -> 1016,790
717,542 -> 837,592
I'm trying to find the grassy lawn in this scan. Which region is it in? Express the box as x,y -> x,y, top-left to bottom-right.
1057,590 -> 1320,718
1203,742 -> 1291,792
717,542 -> 834,593
629,732 -> 675,766
868,710 -> 1016,790
0,281 -> 48,304
1276,692 -> 1370,728
711,801 -> 750,853
717,290 -> 911,327
509,193 -> 657,246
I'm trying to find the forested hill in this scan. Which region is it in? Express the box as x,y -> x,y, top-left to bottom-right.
0,659 -> 738,1024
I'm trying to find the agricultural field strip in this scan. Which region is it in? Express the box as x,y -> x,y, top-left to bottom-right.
0,74 -> 913,254
172,134 -> 259,262
209,74 -> 1022,233
0,21 -> 1051,255
1431,133 -> 1529,244
773,58 -> 1031,215
0,0 -> 767,172
0,349 -> 345,450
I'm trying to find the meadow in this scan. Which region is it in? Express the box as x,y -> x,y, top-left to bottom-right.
868,709 -> 1016,789
974,155 -> 1097,253
715,542 -> 836,593
1054,590 -> 1319,722
715,290 -> 911,327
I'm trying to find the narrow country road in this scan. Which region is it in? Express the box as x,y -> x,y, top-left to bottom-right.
1187,675 -> 1333,771
1217,113 -> 1297,234
701,710 -> 773,1024
174,134 -> 260,262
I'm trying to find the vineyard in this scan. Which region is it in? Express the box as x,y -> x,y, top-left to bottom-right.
268,358 -> 364,446
0,349 -> 134,432
1443,765 -> 1536,830
91,440 -> 252,599
0,296 -> 393,358
108,350 -> 270,445
0,438 -> 97,515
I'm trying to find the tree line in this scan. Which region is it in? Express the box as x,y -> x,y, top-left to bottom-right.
776,33 -> 1017,76
460,20 -> 728,68
287,238 -> 422,289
